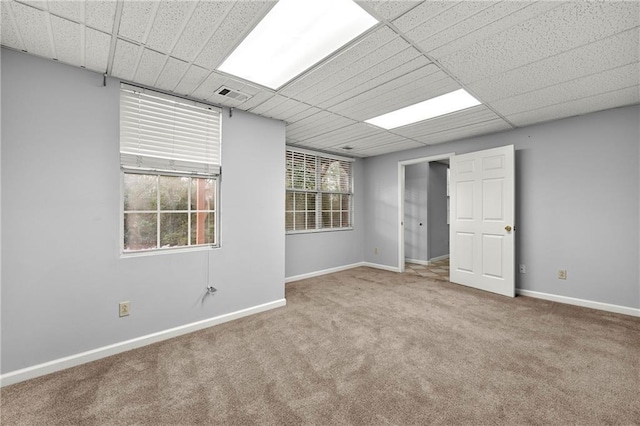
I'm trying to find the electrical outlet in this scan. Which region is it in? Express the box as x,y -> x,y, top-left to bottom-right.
119,301 -> 130,317
374,247 -> 378,255
558,270 -> 567,280
519,264 -> 526,274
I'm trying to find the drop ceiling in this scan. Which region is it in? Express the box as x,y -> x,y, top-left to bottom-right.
1,0 -> 638,158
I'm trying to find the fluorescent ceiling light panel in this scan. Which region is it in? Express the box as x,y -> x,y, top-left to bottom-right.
365,89 -> 482,129
217,0 -> 378,90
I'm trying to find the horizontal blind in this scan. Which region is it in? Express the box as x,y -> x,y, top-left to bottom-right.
319,156 -> 352,193
120,84 -> 221,175
286,150 -> 317,191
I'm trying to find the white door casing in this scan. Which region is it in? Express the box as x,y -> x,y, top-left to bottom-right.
449,145 -> 515,297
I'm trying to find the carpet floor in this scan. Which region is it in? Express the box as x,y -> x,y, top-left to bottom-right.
2,267 -> 639,425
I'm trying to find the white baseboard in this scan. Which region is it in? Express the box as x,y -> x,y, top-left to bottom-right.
517,289 -> 639,317
428,254 -> 450,263
0,299 -> 287,387
285,262 -> 364,283
405,258 -> 429,266
361,262 -> 401,273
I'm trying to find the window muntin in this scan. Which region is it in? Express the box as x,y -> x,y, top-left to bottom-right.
120,84 -> 221,253
123,173 -> 216,252
286,149 -> 353,232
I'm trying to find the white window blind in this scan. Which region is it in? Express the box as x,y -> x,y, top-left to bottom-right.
120,83 -> 222,175
286,148 -> 354,232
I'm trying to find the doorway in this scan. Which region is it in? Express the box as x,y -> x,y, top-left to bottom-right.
398,153 -> 454,273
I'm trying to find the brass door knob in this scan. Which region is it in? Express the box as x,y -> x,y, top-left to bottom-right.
505,225 -> 512,232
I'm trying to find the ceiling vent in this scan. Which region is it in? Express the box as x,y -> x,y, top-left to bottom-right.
215,86 -> 250,102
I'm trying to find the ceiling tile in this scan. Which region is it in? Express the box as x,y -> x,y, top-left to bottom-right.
47,1 -> 83,23
154,56 -> 189,91
133,48 -> 166,87
237,91 -> 274,111
85,1 -> 117,33
280,26 -> 399,98
469,28 -> 640,103
194,1 -> 271,70
173,65 -> 209,97
415,119 -> 512,145
169,1 -> 233,63
10,1 -> 52,58
259,98 -> 308,120
50,15 -> 81,66
411,1 -> 531,55
249,95 -> 290,116
287,111 -> 356,141
427,2 -> 563,59
84,27 -> 110,72
118,1 -> 157,44
355,1 -> 421,21
403,1 -> 496,45
145,1 -> 195,54
1,2 -> 23,50
313,49 -> 427,108
391,106 -> 502,139
289,36 -> 414,103
301,123 -> 380,147
489,63 -> 639,117
392,1 -> 458,33
356,140 -> 425,157
505,86 -> 640,128
206,92 -> 244,108
111,38 -> 141,82
284,106 -> 322,124
190,71 -> 228,100
329,66 -> 458,121
14,0 -> 47,11
436,1 -> 640,84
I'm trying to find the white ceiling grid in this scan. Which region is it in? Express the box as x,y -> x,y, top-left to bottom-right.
1,0 -> 638,158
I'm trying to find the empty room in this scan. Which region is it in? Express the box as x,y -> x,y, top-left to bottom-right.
1,0 -> 639,424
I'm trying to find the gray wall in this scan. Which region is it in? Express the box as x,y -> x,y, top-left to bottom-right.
363,105 -> 640,309
404,163 -> 428,262
428,162 -> 449,259
1,49 -> 286,374
285,160 -> 364,278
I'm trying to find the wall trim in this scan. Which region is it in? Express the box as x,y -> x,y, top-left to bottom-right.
0,299 -> 286,387
517,289 -> 639,317
428,254 -> 450,263
285,263 -> 364,283
405,258 -> 429,266
361,262 -> 402,273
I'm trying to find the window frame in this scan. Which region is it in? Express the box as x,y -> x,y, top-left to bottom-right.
286,148 -> 354,234
119,83 -> 222,256
120,169 -> 220,257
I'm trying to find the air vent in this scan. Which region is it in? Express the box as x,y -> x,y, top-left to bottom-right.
215,86 -> 251,102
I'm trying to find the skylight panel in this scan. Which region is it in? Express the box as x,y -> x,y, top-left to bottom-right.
217,0 -> 378,90
365,89 -> 482,130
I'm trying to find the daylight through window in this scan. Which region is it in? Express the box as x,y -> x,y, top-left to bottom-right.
286,149 -> 354,232
120,84 -> 221,253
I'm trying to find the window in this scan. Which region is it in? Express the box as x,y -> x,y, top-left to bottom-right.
286,149 -> 353,232
120,84 -> 221,253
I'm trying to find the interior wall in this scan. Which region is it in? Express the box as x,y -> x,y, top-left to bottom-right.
0,49 -> 286,374
285,160 -> 364,278
404,163 -> 429,262
363,105 -> 640,309
427,162 -> 449,260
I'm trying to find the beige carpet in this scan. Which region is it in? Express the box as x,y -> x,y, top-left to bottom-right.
2,267 -> 639,425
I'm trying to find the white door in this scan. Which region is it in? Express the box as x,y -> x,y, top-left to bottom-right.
449,145 -> 515,297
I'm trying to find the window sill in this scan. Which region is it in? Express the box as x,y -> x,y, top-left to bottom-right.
286,227 -> 354,236
120,244 -> 218,258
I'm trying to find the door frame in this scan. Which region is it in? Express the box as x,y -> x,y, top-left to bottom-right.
398,153 -> 455,273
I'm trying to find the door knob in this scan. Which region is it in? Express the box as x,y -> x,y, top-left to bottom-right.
505,225 -> 512,232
